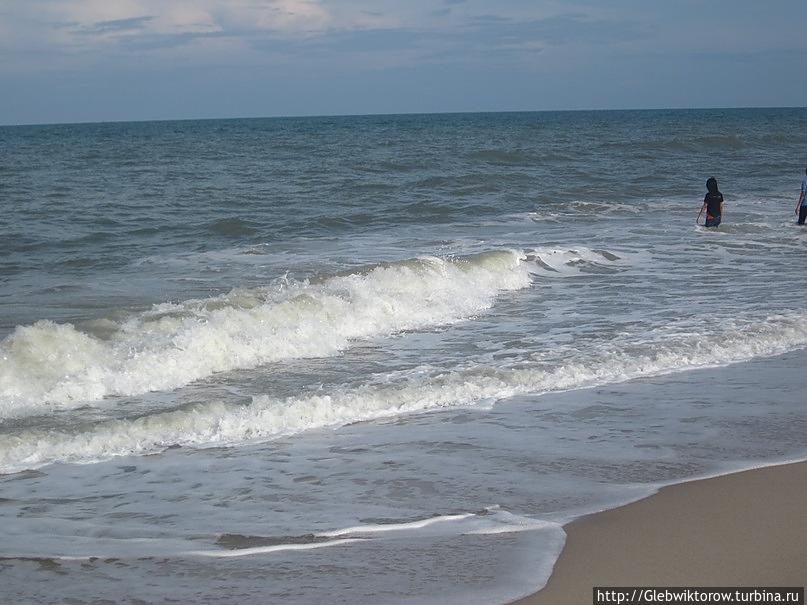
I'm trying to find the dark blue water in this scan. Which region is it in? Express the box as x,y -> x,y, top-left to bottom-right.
3,109 -> 804,329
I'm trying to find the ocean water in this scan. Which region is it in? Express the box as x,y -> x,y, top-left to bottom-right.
1,108 -> 807,604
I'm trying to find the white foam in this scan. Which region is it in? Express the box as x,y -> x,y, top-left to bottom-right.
183,538 -> 363,558
314,508 -> 560,540
318,513 -> 475,537
1,507 -> 561,562
525,247 -> 631,276
2,312 -> 806,473
0,249 -> 531,417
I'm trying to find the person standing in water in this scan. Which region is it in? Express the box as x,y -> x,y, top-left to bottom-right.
700,177 -> 724,228
795,167 -> 807,226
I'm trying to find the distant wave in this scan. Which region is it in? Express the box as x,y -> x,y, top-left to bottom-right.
205,217 -> 259,237
601,134 -> 746,153
0,249 -> 531,417
2,311 -> 806,473
466,149 -> 535,166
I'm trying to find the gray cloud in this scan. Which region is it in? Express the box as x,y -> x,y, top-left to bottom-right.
76,16 -> 155,35
466,13 -> 649,47
242,11 -> 645,68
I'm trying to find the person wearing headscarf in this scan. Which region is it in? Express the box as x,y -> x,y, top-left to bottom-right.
701,177 -> 724,228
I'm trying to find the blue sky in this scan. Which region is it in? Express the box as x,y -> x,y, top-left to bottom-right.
1,0 -> 806,124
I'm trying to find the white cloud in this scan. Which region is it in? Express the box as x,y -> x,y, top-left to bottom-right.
52,0 -> 146,25
46,0 -> 333,35
0,0 -> 348,73
227,0 -> 331,31
151,3 -> 221,34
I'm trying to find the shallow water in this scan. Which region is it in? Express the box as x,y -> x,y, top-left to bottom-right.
2,109 -> 807,603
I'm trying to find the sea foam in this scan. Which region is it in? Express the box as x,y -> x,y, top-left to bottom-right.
2,312 -> 806,474
0,249 -> 531,417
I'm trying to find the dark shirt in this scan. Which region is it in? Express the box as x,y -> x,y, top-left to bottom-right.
704,192 -> 723,217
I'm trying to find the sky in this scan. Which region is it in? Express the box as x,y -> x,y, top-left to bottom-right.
1,0 -> 806,125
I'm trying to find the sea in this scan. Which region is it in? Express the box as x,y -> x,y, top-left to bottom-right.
1,108 -> 807,604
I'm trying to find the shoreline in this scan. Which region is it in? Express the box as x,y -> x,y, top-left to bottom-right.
511,460 -> 807,604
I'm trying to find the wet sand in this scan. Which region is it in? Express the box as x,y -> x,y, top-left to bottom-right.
512,461 -> 807,604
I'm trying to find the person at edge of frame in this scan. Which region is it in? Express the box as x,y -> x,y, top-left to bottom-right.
795,167 -> 807,226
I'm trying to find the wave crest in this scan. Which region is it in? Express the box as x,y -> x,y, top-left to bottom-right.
0,249 -> 530,416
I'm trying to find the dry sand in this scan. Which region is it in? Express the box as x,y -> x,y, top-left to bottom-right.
512,461 -> 807,604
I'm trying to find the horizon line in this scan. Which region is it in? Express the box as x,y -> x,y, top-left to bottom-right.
2,104 -> 805,129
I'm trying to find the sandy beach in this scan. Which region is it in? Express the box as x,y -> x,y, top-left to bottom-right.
513,461 -> 807,604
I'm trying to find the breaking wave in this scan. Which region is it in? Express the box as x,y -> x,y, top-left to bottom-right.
0,250 -> 531,417
2,312 -> 806,473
